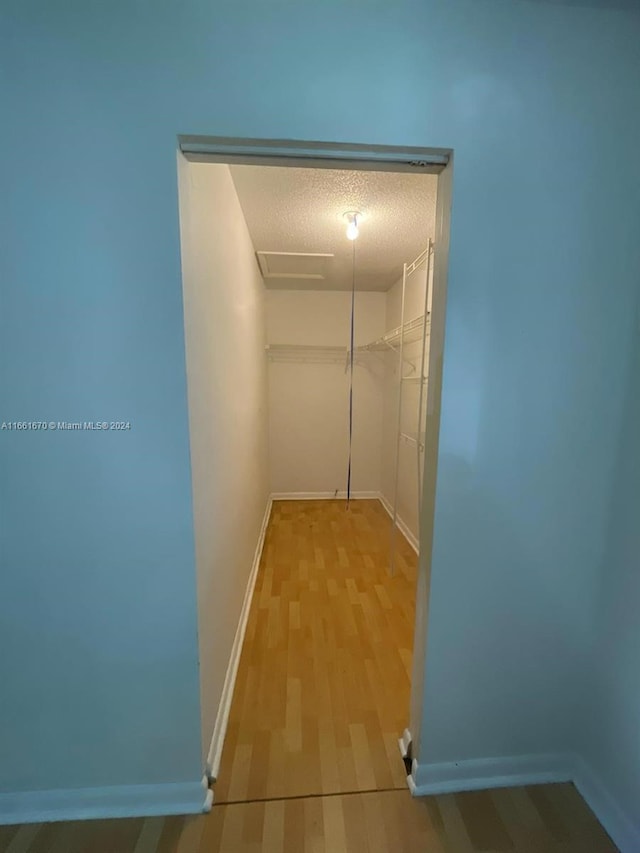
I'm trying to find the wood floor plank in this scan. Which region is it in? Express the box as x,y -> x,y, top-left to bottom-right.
240,801 -> 265,848
4,825 -> 40,853
303,797 -> 325,853
175,815 -> 206,853
341,793 -> 371,853
283,798 -> 306,853
455,789 -> 514,851
435,793 -> 476,853
226,743 -> 253,802
0,826 -> 19,853
9,826 -> 55,853
397,789 -> 446,853
133,818 -> 166,853
246,729 -> 271,801
261,799 -> 285,853
491,786 -> 552,853
196,808 -> 225,853
218,801 -> 244,853
527,784 -> 572,843
544,784 -> 618,852
361,791 -> 393,853
46,820 -> 85,853
155,816 -> 186,853
321,794 -> 348,853
75,818 -> 143,853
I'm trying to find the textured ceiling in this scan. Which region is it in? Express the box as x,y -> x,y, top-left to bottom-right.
229,165 -> 437,292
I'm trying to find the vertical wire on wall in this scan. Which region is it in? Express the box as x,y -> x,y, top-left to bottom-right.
346,239 -> 356,509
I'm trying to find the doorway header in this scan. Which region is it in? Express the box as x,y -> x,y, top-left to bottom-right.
178,135 -> 449,174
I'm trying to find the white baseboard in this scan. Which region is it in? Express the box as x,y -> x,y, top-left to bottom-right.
378,493 -> 419,554
573,758 -> 640,853
271,491 -> 380,501
408,753 -> 574,797
407,759 -> 419,795
398,728 -> 412,759
205,497 -> 273,781
0,776 -> 212,825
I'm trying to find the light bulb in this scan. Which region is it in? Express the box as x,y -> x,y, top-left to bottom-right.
346,219 -> 359,240
344,211 -> 360,240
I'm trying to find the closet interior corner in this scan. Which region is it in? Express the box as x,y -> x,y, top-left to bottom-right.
253,165 -> 438,564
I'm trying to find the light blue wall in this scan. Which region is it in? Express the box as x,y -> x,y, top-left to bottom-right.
584,316 -> 640,842
1,0 -> 639,817
0,10 -> 206,791
423,109 -> 640,757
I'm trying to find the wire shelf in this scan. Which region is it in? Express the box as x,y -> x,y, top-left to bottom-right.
265,344 -> 348,364
400,431 -> 426,451
357,313 -> 430,353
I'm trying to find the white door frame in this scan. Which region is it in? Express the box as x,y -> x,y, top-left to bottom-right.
178,134 -> 454,782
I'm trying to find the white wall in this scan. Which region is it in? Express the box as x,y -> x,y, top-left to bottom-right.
267,290 -> 385,495
177,159 -> 270,768
381,259 -> 432,541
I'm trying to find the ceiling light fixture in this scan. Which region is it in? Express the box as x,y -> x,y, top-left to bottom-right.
343,210 -> 361,241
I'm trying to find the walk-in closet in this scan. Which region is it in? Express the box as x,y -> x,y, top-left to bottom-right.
177,154 -> 439,806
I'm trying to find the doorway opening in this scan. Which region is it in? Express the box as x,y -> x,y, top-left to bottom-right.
176,137 -> 453,805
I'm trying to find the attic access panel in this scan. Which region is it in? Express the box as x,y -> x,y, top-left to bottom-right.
256,251 -> 334,280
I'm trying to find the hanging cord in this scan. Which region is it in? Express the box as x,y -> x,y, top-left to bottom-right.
346,239 -> 356,509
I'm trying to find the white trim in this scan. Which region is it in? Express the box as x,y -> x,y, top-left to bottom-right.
406,758 -> 419,795
398,728 -> 412,759
205,497 -> 273,780
179,135 -> 449,174
408,753 -> 574,797
0,775 -> 211,825
378,493 -> 419,554
271,491 -> 380,501
573,758 -> 640,853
